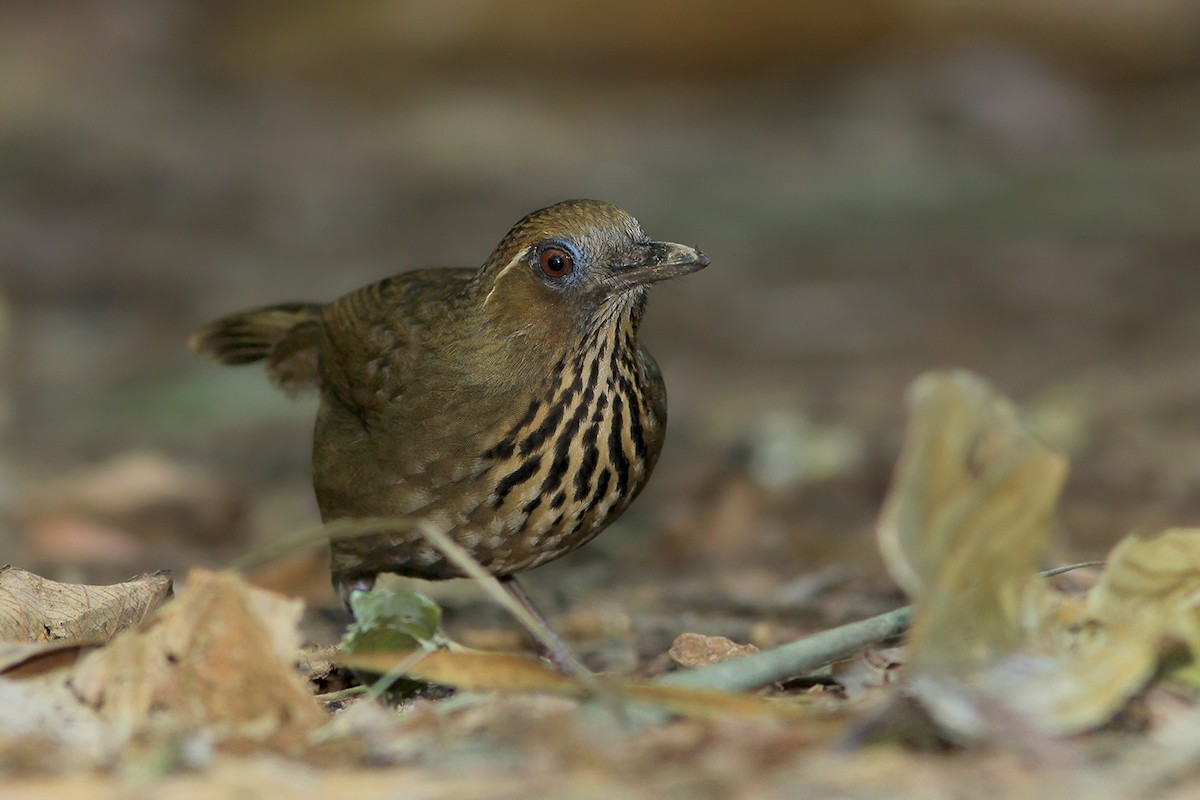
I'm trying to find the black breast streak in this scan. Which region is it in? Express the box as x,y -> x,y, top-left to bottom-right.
482,436 -> 515,461
519,399 -> 566,455
608,391 -> 631,499
521,494 -> 543,515
493,455 -> 542,507
537,359 -> 595,499
590,467 -> 612,506
615,370 -> 649,464
574,425 -> 600,499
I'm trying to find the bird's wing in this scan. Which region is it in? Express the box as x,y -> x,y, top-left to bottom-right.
317,270 -> 474,422
318,277 -> 411,421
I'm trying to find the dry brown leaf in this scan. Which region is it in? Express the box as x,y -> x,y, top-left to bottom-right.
0,567 -> 172,645
669,633 -> 759,668
337,649 -> 806,720
978,643 -> 1159,736
69,568 -> 324,750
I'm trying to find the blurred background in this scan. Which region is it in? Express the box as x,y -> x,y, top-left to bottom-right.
3,1 -> 1200,664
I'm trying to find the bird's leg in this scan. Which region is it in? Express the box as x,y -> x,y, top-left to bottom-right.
498,575 -> 586,674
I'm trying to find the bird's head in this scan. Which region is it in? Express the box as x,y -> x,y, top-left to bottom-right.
474,200 -> 708,340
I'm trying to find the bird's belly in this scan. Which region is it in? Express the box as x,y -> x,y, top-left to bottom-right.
320,451 -> 649,581
316,350 -> 664,583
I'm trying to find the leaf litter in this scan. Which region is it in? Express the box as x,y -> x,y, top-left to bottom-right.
9,370 -> 1200,796
878,371 -> 1200,740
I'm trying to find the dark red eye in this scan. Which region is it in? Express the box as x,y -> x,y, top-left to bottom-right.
538,247 -> 574,278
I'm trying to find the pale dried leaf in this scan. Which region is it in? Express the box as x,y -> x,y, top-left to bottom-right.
69,569 -> 324,749
877,370 -> 1067,667
873,371 -> 1171,736
0,567 -> 172,645
917,641 -> 1159,739
874,372 -> 1200,737
1089,528 -> 1200,646
1000,643 -> 1159,736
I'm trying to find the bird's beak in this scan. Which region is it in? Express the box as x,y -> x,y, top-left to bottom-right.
609,241 -> 710,290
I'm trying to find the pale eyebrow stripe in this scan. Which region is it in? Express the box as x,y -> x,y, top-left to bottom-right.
483,245 -> 534,307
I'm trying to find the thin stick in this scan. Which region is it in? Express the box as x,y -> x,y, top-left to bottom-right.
1040,560 -> 1104,577
315,685 -> 368,703
658,605 -> 911,692
657,560 -> 1104,693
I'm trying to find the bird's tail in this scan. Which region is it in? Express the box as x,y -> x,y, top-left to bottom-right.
189,302 -> 325,393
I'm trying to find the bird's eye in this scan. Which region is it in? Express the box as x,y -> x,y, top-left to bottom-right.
538,247 -> 574,278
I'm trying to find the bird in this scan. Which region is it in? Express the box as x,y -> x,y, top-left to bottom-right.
190,199 -> 708,665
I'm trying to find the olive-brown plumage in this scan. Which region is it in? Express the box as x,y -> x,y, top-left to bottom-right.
191,200 -> 708,604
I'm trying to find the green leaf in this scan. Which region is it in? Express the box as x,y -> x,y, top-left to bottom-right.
341,588 -> 445,654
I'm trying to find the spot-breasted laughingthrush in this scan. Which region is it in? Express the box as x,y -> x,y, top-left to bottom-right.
191,199 -> 708,627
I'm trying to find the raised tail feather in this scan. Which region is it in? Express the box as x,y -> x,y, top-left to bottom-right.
189,302 -> 325,394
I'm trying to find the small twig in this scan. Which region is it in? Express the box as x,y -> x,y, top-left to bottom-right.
1040,560 -> 1104,577
315,685 -> 367,703
657,605 -> 912,692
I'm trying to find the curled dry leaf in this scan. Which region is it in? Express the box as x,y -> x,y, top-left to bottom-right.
877,370 -> 1067,668
875,370 -> 1172,737
69,568 -> 325,751
1070,528 -> 1200,696
0,566 -> 172,645
1088,528 -> 1200,647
